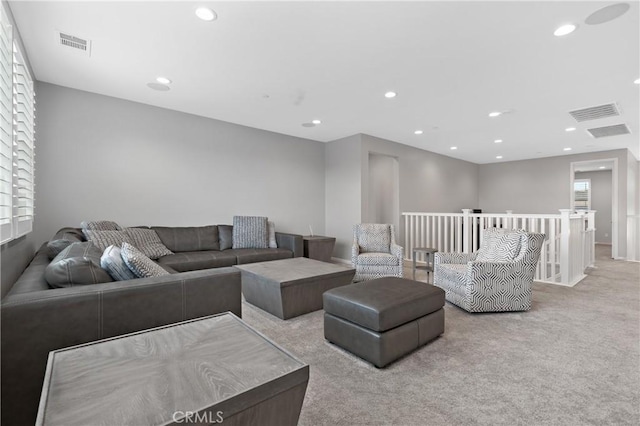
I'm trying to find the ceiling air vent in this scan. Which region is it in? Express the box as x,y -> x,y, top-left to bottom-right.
569,103 -> 620,122
586,124 -> 631,138
57,31 -> 91,56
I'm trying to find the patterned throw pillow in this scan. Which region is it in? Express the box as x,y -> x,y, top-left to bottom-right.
357,224 -> 391,253
100,245 -> 137,281
81,220 -> 122,231
83,230 -> 133,251
125,228 -> 173,259
268,221 -> 278,249
476,229 -> 523,262
232,216 -> 269,249
121,242 -> 170,278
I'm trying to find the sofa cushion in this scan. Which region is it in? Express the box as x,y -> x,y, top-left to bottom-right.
476,228 -> 522,262
83,230 -> 133,251
230,248 -> 293,265
46,239 -> 73,260
100,245 -> 138,281
157,251 -> 237,272
219,225 -> 233,250
45,242 -> 114,288
232,216 -> 268,249
152,226 -> 220,252
80,220 -> 122,231
125,228 -> 173,259
121,242 -> 169,278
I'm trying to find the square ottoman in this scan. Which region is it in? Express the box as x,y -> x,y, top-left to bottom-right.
323,277 -> 445,368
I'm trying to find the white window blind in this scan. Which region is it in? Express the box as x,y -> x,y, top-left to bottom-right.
0,6 -> 35,245
0,10 -> 12,243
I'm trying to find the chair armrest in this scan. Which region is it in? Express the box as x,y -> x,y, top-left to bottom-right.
468,261 -> 529,289
435,252 -> 477,265
390,243 -> 403,260
275,232 -> 303,257
351,239 -> 360,266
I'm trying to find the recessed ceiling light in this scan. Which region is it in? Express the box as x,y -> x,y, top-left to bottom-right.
384,91 -> 397,98
488,111 -> 502,118
635,78 -> 640,84
312,119 -> 321,125
494,139 -> 503,143
599,166 -> 606,169
496,155 -> 503,159
565,127 -> 576,132
563,147 -> 572,151
195,7 -> 217,21
450,146 -> 458,150
554,24 -> 577,37
156,77 -> 171,85
414,130 -> 423,135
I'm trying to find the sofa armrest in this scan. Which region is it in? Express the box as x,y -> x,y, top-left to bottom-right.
435,252 -> 477,265
1,267 -> 241,426
275,232 -> 303,257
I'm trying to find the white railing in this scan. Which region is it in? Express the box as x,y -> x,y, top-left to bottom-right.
402,209 -> 596,286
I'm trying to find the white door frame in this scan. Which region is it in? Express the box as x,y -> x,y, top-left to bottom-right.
570,158 -> 618,259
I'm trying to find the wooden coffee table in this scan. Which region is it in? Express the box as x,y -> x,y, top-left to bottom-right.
237,257 -> 355,320
36,313 -> 309,426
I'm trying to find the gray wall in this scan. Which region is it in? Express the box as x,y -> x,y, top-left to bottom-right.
325,135 -> 362,259
575,170 -> 612,244
367,153 -> 399,228
478,149 -> 629,258
33,82 -> 326,246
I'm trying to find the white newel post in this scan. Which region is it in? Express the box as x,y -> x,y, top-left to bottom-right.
559,209 -> 572,285
462,209 -> 471,253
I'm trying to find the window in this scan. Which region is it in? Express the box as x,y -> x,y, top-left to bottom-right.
0,8 -> 35,244
574,179 -> 590,211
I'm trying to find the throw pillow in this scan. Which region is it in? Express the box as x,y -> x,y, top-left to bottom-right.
218,225 -> 233,250
232,216 -> 268,249
83,230 -> 133,251
46,239 -> 73,260
357,224 -> 391,253
121,242 -> 170,278
268,221 -> 278,249
100,245 -> 137,281
125,228 -> 173,259
476,229 -> 523,262
45,242 -> 114,288
81,220 -> 122,231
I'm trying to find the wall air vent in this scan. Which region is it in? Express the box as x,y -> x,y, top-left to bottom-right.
57,31 -> 91,56
586,124 -> 630,138
569,103 -> 620,122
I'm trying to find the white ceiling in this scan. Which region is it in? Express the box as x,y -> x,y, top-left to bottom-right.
9,0 -> 640,164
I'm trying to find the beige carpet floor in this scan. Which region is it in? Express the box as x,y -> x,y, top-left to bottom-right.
240,245 -> 640,425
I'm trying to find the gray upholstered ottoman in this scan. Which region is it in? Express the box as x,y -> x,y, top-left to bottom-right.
323,277 -> 445,368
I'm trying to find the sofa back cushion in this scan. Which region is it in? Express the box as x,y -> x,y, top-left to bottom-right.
355,223 -> 391,253
232,216 -> 269,249
218,225 -> 233,250
45,242 -> 113,288
152,226 -> 220,252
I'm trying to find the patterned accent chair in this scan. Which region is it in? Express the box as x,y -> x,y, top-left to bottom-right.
433,228 -> 545,313
351,224 -> 404,282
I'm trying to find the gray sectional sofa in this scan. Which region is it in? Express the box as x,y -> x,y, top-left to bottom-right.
1,224 -> 303,426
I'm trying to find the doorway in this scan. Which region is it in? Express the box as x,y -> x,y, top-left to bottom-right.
570,158 -> 617,258
367,153 -> 400,232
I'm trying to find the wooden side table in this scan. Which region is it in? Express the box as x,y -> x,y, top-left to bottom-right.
412,247 -> 438,282
303,235 -> 336,262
